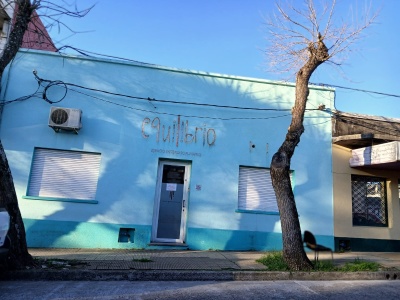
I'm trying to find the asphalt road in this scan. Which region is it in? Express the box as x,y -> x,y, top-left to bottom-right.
1,280 -> 400,299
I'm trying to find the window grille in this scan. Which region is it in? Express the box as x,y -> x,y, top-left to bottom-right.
351,175 -> 387,227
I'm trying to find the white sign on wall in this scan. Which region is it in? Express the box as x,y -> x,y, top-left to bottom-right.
166,183 -> 177,191
349,141 -> 400,167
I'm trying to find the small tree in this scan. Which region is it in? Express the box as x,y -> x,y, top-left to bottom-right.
265,0 -> 378,270
0,0 -> 92,270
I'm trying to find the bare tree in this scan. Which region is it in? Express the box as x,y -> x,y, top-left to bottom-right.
0,0 -> 92,270
265,0 -> 378,270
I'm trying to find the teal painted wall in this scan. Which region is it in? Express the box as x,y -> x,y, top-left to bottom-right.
24,218 -> 334,251
24,219 -> 152,249
0,50 -> 335,251
186,227 -> 283,251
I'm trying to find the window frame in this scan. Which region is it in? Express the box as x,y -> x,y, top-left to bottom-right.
351,174 -> 388,227
23,147 -> 101,204
236,165 -> 294,215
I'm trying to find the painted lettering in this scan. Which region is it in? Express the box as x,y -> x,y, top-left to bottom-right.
141,117 -> 150,138
151,117 -> 160,142
185,121 -> 194,143
176,116 -> 180,147
162,125 -> 171,142
195,127 -> 202,143
203,124 -> 206,146
207,129 -> 216,146
142,115 -> 216,147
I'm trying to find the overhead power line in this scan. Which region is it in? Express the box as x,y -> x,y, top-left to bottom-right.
311,83 -> 400,99
58,46 -> 400,99
33,72 -> 320,113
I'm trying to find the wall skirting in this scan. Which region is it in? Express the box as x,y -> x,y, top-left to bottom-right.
335,237 -> 400,252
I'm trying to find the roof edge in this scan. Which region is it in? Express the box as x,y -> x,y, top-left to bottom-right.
17,49 -> 335,91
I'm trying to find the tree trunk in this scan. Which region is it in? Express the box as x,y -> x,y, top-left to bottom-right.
0,141 -> 33,269
0,1 -> 34,71
0,0 -> 35,270
270,38 -> 328,270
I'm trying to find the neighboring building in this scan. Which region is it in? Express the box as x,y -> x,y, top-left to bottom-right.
0,0 -> 13,51
0,49 -> 334,250
0,0 -> 56,53
332,111 -> 400,251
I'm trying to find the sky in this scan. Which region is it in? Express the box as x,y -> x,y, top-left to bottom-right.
42,0 -> 400,118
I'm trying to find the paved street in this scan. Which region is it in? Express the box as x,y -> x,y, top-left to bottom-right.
1,280 -> 400,299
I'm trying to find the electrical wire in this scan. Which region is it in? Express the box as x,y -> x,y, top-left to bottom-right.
311,83 -> 400,99
42,80 -> 67,104
57,46 -> 400,101
34,72 -> 325,114
69,87 -> 295,121
57,46 -> 158,67
333,114 -> 400,137
0,82 -> 42,106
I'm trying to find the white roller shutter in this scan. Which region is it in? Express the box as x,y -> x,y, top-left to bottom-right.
27,148 -> 101,200
238,166 -> 293,213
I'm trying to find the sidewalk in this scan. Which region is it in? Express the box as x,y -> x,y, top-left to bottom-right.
27,248 -> 400,271
28,248 -> 268,271
2,248 -> 400,281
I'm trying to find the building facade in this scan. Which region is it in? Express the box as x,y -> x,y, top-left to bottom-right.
333,112 -> 400,251
0,50 -> 334,250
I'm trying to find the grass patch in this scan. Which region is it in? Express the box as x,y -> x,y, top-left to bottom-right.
257,252 -> 381,272
340,258 -> 380,272
256,251 -> 290,271
32,258 -> 88,269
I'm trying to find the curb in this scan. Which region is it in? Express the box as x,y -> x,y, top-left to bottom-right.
1,270 -> 399,281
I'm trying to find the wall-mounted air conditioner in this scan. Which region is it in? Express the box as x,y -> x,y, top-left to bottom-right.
48,107 -> 82,133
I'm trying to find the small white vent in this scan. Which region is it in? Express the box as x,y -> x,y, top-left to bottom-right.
48,107 -> 82,133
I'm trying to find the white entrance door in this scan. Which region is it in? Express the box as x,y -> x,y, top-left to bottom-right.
152,161 -> 191,244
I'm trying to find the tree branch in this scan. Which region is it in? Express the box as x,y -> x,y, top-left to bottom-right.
263,0 -> 378,77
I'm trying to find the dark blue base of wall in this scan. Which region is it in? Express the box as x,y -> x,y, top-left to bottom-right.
335,237 -> 400,252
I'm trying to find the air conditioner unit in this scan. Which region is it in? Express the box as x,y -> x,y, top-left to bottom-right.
48,107 -> 82,133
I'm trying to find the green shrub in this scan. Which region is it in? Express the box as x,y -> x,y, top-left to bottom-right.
256,251 -> 290,271
257,252 -> 381,272
340,258 -> 380,272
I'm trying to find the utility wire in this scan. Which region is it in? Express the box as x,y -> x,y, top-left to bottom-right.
333,114 -> 400,137
35,72 -> 325,113
58,46 -> 400,100
311,83 -> 400,99
55,46 -> 400,100
70,87 -> 295,121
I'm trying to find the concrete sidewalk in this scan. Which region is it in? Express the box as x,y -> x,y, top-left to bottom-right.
2,248 -> 400,281
27,248 -> 400,271
28,248 -> 268,271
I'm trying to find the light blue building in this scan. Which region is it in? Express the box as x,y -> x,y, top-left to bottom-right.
0,50 -> 334,250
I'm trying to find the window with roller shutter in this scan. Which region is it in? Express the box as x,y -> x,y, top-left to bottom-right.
237,166 -> 294,214
24,148 -> 101,204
